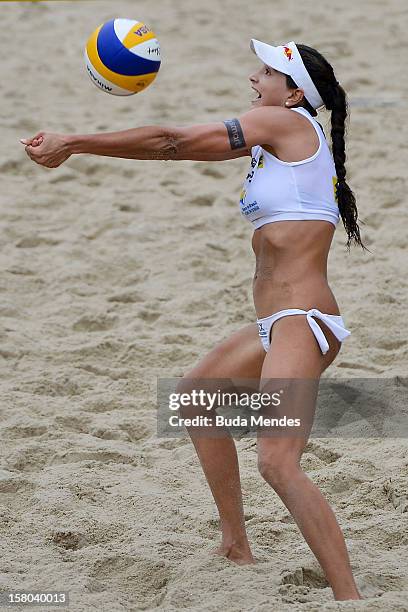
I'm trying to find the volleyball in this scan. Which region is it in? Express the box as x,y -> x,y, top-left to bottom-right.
84,18 -> 161,96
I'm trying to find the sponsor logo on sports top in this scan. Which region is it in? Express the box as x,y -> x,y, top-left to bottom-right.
245,155 -> 259,183
283,46 -> 293,61
332,176 -> 338,202
246,169 -> 255,183
241,200 -> 260,216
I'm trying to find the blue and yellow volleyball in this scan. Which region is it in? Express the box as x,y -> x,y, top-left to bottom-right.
85,18 -> 161,96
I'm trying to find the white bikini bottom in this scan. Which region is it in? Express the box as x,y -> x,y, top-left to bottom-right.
257,307 -> 351,354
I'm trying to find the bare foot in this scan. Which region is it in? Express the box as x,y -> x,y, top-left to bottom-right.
334,591 -> 362,600
213,543 -> 256,565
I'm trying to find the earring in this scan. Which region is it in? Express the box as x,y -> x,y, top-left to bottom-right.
285,102 -> 289,107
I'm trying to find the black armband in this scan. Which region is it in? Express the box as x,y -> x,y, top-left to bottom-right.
223,118 -> 247,150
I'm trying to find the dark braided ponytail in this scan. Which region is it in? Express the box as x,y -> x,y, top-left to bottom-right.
285,45 -> 367,251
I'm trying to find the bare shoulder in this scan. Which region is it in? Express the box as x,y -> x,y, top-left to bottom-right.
238,106 -> 308,150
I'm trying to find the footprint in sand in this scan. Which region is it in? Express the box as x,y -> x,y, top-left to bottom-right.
53,414 -> 90,433
280,566 -> 329,589
11,118 -> 39,131
66,159 -> 106,176
300,453 -> 328,471
162,333 -> 192,345
248,519 -> 291,547
0,159 -> 30,175
49,449 -> 137,467
197,165 -> 226,179
77,364 -> 130,381
87,427 -> 131,442
5,445 -> 53,473
15,235 -> 60,248
208,88 -> 232,97
277,583 -> 312,604
376,339 -> 406,351
72,314 -> 118,332
193,265 -> 222,281
362,212 -> 383,230
160,178 -> 178,187
80,396 -> 133,414
51,529 -> 88,551
190,194 -> 215,207
121,168 -> 137,179
303,441 -> 341,465
117,420 -> 151,443
383,477 -> 408,513
357,570 -> 406,598
5,265 -> 35,276
88,555 -> 169,607
3,421 -> 48,439
48,172 -> 78,184
117,203 -> 141,212
137,309 -> 161,323
0,470 -> 36,493
315,458 -> 377,495
0,303 -> 21,317
16,376 -> 83,397
107,291 -> 144,304
0,504 -> 18,524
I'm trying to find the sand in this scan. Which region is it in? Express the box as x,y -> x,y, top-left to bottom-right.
1,0 -> 408,610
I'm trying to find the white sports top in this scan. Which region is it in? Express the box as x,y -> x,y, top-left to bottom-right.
239,107 -> 340,229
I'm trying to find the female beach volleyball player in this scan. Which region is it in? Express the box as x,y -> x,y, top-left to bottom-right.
22,39 -> 364,600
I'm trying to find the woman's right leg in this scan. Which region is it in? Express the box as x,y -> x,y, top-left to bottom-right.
177,323 -> 265,564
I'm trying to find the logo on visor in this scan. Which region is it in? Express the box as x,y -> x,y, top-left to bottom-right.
283,46 -> 293,61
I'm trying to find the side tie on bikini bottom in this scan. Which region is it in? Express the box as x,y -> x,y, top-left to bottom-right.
257,307 -> 351,354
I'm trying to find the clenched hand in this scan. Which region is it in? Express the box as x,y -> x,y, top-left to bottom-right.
20,132 -> 72,168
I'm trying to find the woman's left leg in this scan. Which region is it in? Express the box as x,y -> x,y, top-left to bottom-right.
257,314 -> 362,601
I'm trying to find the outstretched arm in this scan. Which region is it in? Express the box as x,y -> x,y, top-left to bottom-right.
65,124 -> 251,161
21,106 -> 289,167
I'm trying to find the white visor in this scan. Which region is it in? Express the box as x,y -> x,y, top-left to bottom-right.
250,39 -> 324,111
